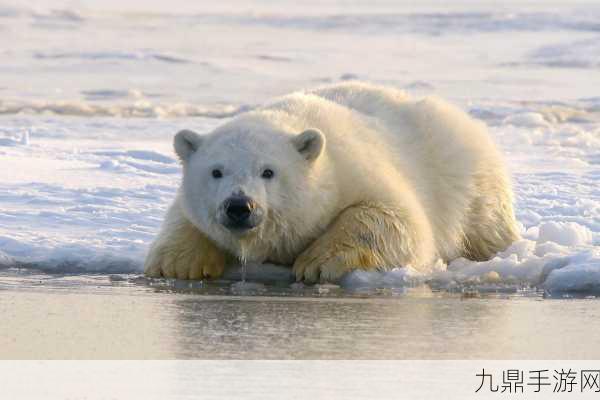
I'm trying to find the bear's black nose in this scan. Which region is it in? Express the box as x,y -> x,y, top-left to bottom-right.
224,196 -> 253,223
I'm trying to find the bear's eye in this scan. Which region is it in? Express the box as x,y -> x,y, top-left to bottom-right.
211,169 -> 223,179
261,169 -> 274,179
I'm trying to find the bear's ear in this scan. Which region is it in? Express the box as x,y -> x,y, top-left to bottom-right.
292,128 -> 325,162
174,129 -> 203,161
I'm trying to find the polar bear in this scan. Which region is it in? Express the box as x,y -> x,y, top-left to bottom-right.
144,82 -> 519,283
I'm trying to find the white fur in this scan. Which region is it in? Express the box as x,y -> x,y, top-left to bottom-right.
145,82 -> 519,280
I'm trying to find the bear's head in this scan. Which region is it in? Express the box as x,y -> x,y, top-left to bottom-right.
174,114 -> 337,263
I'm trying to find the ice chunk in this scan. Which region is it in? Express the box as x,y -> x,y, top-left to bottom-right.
543,251 -> 600,294
537,222 -> 593,246
503,112 -> 549,128
20,130 -> 30,145
340,267 -> 424,289
0,250 -> 15,267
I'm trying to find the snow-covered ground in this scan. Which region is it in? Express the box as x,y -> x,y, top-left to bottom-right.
0,0 -> 598,295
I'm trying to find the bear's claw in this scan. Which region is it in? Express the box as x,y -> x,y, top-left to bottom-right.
144,234 -> 226,280
293,247 -> 362,284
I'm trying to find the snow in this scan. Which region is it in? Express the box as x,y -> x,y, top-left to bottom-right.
529,38 -> 600,69
0,0 -> 598,295
537,222 -> 593,247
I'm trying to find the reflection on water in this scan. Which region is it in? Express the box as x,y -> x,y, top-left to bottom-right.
1,270 -> 599,359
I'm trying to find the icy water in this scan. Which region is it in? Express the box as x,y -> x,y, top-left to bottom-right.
2,270 -> 600,359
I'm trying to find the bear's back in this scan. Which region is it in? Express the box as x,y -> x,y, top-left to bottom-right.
303,82 -> 513,261
307,81 -> 410,120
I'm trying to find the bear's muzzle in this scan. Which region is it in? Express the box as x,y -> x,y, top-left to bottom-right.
221,195 -> 264,233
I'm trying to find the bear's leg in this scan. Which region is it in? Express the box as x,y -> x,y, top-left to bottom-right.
462,174 -> 520,261
293,202 -> 432,283
144,203 -> 227,280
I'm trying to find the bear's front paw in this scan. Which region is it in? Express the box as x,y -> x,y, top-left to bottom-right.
293,246 -> 364,284
144,242 -> 226,280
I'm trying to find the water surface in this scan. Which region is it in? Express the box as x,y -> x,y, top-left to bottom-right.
2,270 -> 599,359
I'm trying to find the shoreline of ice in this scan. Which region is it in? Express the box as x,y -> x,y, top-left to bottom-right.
2,219 -> 598,295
